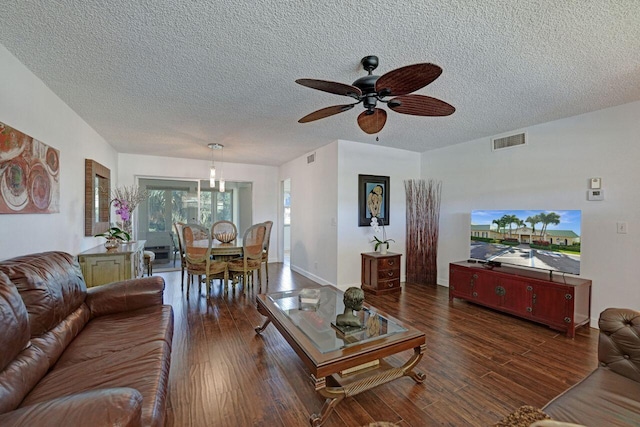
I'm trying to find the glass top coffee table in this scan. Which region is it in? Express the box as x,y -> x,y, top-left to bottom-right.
255,285 -> 426,426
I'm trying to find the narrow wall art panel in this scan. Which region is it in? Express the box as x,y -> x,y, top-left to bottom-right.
0,121 -> 60,214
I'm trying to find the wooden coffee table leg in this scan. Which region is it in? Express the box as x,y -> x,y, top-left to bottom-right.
310,391 -> 345,427
255,304 -> 272,334
309,375 -> 345,427
403,345 -> 426,383
255,317 -> 271,334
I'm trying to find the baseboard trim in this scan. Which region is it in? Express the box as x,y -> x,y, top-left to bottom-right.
289,265 -> 333,287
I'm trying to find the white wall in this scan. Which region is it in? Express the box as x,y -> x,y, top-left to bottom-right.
422,100 -> 640,326
337,140 -> 421,287
118,153 -> 279,260
279,142 -> 339,285
280,140 -> 420,289
0,44 -> 118,260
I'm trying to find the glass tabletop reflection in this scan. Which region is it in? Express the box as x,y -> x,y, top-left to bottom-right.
267,286 -> 407,354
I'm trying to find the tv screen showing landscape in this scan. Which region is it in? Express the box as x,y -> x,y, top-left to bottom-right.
470,209 -> 581,275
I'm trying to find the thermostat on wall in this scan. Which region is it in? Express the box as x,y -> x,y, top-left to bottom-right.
587,189 -> 604,201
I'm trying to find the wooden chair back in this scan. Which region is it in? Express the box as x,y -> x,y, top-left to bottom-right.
262,220 -> 273,252
243,223 -> 266,261
182,223 -> 212,266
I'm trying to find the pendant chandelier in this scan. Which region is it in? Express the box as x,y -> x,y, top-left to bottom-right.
219,145 -> 225,192
207,143 -> 225,191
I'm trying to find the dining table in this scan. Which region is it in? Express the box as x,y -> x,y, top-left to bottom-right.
190,238 -> 243,261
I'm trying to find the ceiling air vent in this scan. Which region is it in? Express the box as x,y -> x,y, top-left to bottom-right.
307,153 -> 316,164
492,133 -> 526,151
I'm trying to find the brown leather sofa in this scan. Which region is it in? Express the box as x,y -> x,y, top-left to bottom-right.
542,308 -> 640,426
0,251 -> 174,426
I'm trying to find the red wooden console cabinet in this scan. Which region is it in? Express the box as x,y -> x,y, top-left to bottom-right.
449,261 -> 591,337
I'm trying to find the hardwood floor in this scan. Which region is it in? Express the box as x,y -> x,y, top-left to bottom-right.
160,264 -> 598,426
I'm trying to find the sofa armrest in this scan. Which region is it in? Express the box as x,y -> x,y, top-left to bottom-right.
0,388 -> 142,427
598,307 -> 640,382
86,276 -> 165,318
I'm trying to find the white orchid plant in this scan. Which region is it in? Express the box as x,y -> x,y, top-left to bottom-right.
370,216 -> 394,251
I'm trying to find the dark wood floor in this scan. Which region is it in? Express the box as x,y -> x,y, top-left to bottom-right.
160,263 -> 598,427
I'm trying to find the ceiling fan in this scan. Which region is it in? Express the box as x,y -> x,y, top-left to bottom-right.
295,56 -> 455,134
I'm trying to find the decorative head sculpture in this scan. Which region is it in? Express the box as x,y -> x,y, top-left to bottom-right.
336,287 -> 365,327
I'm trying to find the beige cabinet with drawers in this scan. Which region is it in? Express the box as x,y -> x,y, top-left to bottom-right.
77,240 -> 146,287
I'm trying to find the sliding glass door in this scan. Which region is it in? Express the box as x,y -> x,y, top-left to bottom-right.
137,178 -> 252,256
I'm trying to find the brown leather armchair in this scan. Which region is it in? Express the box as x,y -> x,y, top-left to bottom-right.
542,308 -> 640,426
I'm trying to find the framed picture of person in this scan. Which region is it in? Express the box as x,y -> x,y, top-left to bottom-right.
358,174 -> 390,226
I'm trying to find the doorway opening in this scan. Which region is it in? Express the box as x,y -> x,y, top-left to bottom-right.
283,178 -> 291,265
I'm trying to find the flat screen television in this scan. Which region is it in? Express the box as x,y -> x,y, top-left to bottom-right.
470,209 -> 581,275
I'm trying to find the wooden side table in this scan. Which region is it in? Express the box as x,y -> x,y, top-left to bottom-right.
361,252 -> 401,295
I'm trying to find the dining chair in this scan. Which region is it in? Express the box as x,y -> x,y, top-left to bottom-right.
173,222 -> 188,290
260,220 -> 273,287
169,231 -> 180,267
227,223 -> 266,294
211,220 -> 238,243
182,223 -> 228,298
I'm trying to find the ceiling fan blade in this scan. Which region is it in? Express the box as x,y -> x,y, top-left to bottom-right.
295,79 -> 362,98
388,95 -> 455,116
357,108 -> 387,134
375,63 -> 442,97
298,104 -> 355,123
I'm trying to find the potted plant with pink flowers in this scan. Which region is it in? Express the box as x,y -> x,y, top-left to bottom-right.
110,186 -> 147,239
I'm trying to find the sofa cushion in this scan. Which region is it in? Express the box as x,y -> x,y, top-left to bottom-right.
543,368 -> 640,426
22,340 -> 171,427
29,303 -> 91,368
0,272 -> 53,415
598,307 -> 640,383
0,388 -> 143,427
54,305 -> 173,369
0,272 -> 30,371
0,252 -> 86,338
0,341 -> 50,414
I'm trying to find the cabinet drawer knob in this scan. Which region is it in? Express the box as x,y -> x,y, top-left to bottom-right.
495,286 -> 506,296
472,291 -> 478,297
388,260 -> 395,266
565,294 -> 572,300
387,271 -> 394,277
526,286 -> 533,291
564,317 -> 572,323
526,307 -> 532,312
388,282 -> 394,288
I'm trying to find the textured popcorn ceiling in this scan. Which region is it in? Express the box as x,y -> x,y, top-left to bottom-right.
1,1 -> 639,166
